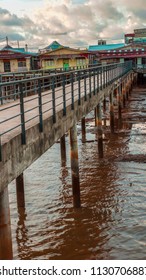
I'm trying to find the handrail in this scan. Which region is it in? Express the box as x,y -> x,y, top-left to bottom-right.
0,61 -> 132,161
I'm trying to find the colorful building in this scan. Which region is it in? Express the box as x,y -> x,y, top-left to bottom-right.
0,45 -> 38,73
125,28 -> 146,44
39,42 -> 93,70
91,43 -> 146,66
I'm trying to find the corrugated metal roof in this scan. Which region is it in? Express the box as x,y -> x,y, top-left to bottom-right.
43,41 -> 64,50
0,47 -> 38,56
88,43 -> 125,51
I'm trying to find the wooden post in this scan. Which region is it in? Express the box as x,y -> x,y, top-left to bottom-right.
81,117 -> 86,143
103,97 -> 106,112
96,103 -> 103,158
0,187 -> 13,259
16,173 -> 25,208
118,84 -> 122,120
122,81 -> 126,108
94,107 -> 97,127
110,90 -> 115,133
60,135 -> 66,165
69,123 -> 81,208
103,97 -> 106,126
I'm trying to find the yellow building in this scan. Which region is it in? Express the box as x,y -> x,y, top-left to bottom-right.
39,43 -> 93,70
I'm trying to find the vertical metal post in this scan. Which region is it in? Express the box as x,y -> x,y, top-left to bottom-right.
97,68 -> 99,93
100,67 -> 102,90
24,73 -> 27,97
105,65 -> 108,87
71,72 -> 74,110
84,70 -> 87,101
60,134 -> 66,164
16,173 -> 25,208
0,75 -> 3,105
62,74 -> 66,116
69,123 -> 81,208
51,76 -> 56,123
38,80 -> 43,132
110,91 -> 115,133
13,74 -> 16,100
93,69 -> 96,95
96,103 -> 103,158
0,187 -> 13,259
78,71 -> 81,105
81,117 -> 86,143
108,65 -> 110,83
103,66 -> 105,88
19,83 -> 26,145
89,69 -> 92,98
103,97 -> 106,126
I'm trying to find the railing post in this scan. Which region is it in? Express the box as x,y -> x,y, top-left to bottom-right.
51,76 -> 56,123
78,71 -> 81,105
19,83 -> 26,145
84,70 -> 87,101
38,79 -> 43,132
62,74 -> 66,116
100,66 -> 102,90
93,68 -> 96,95
89,68 -> 92,98
97,68 -> 99,93
0,75 -> 3,105
71,72 -> 74,110
103,66 -> 105,88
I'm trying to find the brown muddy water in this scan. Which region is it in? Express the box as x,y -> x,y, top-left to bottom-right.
8,85 -> 146,260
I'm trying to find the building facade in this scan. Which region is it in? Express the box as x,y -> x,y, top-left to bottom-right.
0,46 -> 38,73
39,45 -> 93,70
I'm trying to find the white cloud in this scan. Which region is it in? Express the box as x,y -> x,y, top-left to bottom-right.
0,0 -> 145,50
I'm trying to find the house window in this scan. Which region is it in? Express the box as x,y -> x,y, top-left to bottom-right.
18,61 -> 26,67
45,60 -> 54,67
4,61 -> 11,72
76,58 -> 86,65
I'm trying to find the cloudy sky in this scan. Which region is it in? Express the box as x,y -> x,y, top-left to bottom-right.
0,0 -> 145,51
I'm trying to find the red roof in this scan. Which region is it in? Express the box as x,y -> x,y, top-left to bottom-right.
125,33 -> 135,37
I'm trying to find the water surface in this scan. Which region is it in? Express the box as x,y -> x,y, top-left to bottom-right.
9,86 -> 146,259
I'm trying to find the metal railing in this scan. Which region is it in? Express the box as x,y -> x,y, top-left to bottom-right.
0,61 -> 132,161
133,63 -> 146,73
0,64 -> 93,83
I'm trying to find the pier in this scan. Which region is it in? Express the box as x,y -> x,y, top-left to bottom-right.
0,62 -> 137,259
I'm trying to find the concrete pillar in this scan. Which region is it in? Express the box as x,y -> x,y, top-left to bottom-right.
117,84 -> 122,120
60,135 -> 66,164
110,91 -> 115,133
16,173 -> 25,208
0,187 -> 13,259
81,117 -> 86,143
103,97 -> 106,126
94,107 -> 97,126
96,103 -> 103,158
69,123 -> 81,208
122,81 -> 126,107
103,97 -> 106,112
